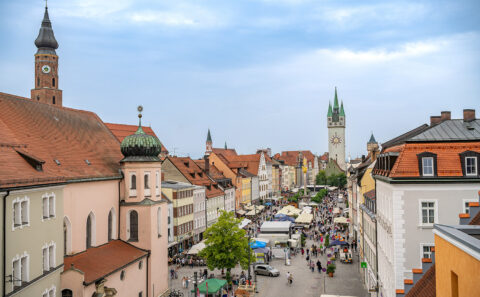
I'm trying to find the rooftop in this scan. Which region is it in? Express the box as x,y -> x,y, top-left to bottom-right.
64,240 -> 147,285
409,119 -> 480,142
105,123 -> 168,155
434,224 -> 480,258
161,180 -> 196,190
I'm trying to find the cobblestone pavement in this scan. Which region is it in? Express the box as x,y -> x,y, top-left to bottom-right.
169,237 -> 370,297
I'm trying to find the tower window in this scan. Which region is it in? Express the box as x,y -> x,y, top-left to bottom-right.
53,96 -> 56,105
37,96 -> 40,101
52,78 -> 55,87
37,77 -> 40,86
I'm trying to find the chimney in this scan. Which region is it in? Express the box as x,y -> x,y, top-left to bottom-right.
463,109 -> 476,122
361,155 -> 365,162
430,116 -> 441,126
204,155 -> 210,175
440,111 -> 451,121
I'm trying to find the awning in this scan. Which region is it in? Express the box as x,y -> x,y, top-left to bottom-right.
239,218 -> 251,229
191,279 -> 227,294
334,217 -> 349,224
245,209 -> 261,216
236,210 -> 246,215
295,213 -> 313,224
168,241 -> 178,248
187,241 -> 206,255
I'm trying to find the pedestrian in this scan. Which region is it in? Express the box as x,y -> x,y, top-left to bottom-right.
317,260 -> 323,273
286,271 -> 291,285
306,254 -> 310,262
182,276 -> 186,288
185,277 -> 189,289
310,261 -> 315,272
301,248 -> 304,256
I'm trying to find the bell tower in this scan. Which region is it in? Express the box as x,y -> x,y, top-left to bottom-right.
327,87 -> 346,169
31,4 -> 63,106
205,129 -> 213,155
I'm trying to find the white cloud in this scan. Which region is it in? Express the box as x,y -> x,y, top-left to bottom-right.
56,0 -> 132,19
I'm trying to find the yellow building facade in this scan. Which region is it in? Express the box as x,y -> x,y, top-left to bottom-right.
241,177 -> 252,205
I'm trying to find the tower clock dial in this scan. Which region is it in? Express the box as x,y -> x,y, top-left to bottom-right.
330,133 -> 342,146
41,65 -> 51,73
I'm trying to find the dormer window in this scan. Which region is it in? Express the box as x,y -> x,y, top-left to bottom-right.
465,157 -> 477,176
422,157 -> 434,176
417,152 -> 437,177
459,151 -> 480,177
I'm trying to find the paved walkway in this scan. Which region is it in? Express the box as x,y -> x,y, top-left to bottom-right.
169,237 -> 369,297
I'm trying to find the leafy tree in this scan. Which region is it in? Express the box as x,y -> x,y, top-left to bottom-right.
311,188 -> 328,203
325,235 -> 330,248
327,173 -> 347,189
316,170 -> 327,185
199,211 -> 254,285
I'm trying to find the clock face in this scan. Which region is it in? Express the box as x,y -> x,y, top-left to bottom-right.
42,65 -> 51,74
330,133 -> 342,146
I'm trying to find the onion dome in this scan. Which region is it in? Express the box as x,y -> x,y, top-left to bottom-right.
35,6 -> 59,55
120,106 -> 162,162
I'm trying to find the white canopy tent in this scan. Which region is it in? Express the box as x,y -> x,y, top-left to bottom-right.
295,213 -> 313,224
239,218 -> 251,229
187,241 -> 206,255
334,217 -> 349,224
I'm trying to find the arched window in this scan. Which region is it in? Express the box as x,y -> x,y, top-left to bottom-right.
52,77 -> 55,87
64,217 -> 72,255
86,212 -> 95,249
144,174 -> 149,189
157,207 -> 161,237
37,96 -> 40,101
131,174 -> 136,189
108,208 -> 117,241
129,210 -> 138,241
62,289 -> 73,297
53,96 -> 56,105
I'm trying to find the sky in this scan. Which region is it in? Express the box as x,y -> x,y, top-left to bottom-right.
1,0 -> 479,160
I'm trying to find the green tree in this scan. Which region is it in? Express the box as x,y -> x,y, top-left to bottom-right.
327,173 -> 347,189
316,170 -> 327,185
199,211 -> 254,285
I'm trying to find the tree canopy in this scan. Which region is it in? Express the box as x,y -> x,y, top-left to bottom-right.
315,170 -> 327,185
199,211 -> 254,274
327,173 -> 347,188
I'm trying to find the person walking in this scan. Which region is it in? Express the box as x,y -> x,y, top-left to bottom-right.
317,260 -> 323,273
310,261 -> 315,272
181,276 -> 186,288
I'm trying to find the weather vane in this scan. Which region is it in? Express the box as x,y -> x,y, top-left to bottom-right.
137,105 -> 143,126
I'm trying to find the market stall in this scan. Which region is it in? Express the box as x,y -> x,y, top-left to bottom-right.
333,217 -> 349,224
191,278 -> 227,297
295,213 -> 313,224
187,241 -> 206,255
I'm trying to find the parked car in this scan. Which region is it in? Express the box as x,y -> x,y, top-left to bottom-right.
254,264 -> 280,277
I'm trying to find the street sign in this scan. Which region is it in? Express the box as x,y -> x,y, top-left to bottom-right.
361,262 -> 367,268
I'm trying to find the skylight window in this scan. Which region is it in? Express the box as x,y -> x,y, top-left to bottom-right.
85,159 -> 91,165
54,159 -> 61,165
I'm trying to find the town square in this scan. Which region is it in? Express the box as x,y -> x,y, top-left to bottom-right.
0,1 -> 479,297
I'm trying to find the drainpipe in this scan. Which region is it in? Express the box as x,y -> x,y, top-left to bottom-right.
3,190 -> 10,297
146,251 -> 150,297
118,174 -> 123,240
375,178 -> 379,297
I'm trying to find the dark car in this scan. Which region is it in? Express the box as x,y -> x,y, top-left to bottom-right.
254,264 -> 280,277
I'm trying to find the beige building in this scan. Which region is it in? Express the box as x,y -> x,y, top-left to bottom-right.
1,184 -> 65,297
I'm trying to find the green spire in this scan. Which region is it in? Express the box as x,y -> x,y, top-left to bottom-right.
224,141 -> 227,149
327,101 -> 333,117
207,129 -> 212,142
368,133 -> 377,144
333,87 -> 339,109
340,101 -> 345,116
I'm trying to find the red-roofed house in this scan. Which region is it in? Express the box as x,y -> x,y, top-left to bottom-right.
373,110 -> 480,297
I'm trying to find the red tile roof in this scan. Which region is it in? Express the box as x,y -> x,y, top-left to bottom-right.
405,265 -> 436,297
224,154 -> 262,175
105,123 -> 168,155
64,240 -> 147,285
166,157 -> 224,198
381,142 -> 480,178
0,92 -> 122,187
212,148 -> 237,157
275,151 -> 316,166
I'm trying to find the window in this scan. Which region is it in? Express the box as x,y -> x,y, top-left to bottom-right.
466,157 -> 477,176
37,77 -> 40,86
43,197 -> 49,218
422,157 -> 434,176
157,207 -> 161,237
21,201 -> 28,224
52,96 -> 55,105
62,289 -> 73,297
64,217 -> 72,255
156,171 -> 159,189
120,270 -> 125,281
451,271 -> 458,297
21,255 -> 28,285
49,196 -> 55,217
42,194 -> 55,219
13,197 -> 29,229
43,247 -> 48,272
86,212 -> 95,249
131,174 -> 137,189
13,202 -> 21,227
129,211 -> 139,241
13,258 -> 21,288
144,173 -> 150,189
421,201 -> 436,225
139,292 -> 143,297
52,77 -> 55,87
421,244 -> 434,259
464,200 -> 476,214
49,245 -> 54,268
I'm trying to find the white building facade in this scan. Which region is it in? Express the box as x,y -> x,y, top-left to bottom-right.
193,186 -> 206,242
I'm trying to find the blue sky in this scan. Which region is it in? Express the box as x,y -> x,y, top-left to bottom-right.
1,0 -> 479,159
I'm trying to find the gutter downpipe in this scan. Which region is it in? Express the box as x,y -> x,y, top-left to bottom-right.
3,190 -> 9,297
118,178 -> 121,240
375,178 -> 379,297
146,250 -> 150,297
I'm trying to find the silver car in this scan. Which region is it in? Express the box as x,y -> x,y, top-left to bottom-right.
254,264 -> 280,277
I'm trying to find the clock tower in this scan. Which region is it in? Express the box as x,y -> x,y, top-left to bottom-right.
31,4 -> 62,106
327,87 -> 346,170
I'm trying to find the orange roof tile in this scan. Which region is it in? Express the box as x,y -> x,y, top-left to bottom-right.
0,92 -> 122,187
385,142 -> 480,178
405,265 -> 436,297
166,157 -> 224,198
412,269 -> 423,274
404,279 -> 413,285
64,240 -> 147,285
105,123 -> 168,155
212,148 -> 237,157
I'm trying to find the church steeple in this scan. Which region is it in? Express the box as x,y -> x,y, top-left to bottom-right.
327,102 -> 333,117
340,101 -> 345,117
333,87 -> 339,110
31,4 -> 62,106
34,5 -> 59,55
205,129 -> 212,155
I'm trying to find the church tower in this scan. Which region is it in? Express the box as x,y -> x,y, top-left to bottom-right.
119,107 -> 169,296
31,4 -> 63,106
327,87 -> 346,169
205,129 -> 213,155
